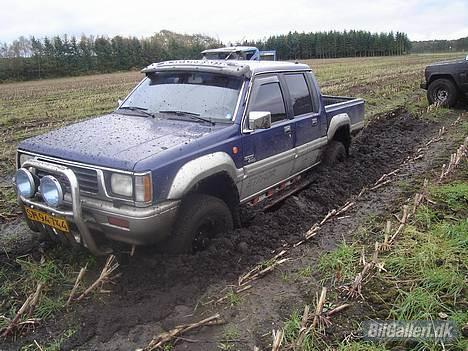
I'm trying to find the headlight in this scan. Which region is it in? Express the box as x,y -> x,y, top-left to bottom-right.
111,173 -> 133,197
15,168 -> 37,198
40,176 -> 63,207
19,154 -> 34,167
135,174 -> 152,202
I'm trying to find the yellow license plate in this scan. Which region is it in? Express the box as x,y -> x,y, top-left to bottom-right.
25,207 -> 70,233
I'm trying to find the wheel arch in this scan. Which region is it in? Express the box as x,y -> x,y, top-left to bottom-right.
167,152 -> 242,226
327,113 -> 351,152
428,74 -> 461,92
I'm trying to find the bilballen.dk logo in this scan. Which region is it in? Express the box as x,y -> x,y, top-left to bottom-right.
362,320 -> 458,341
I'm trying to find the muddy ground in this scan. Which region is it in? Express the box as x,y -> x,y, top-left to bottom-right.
2,109 -> 460,350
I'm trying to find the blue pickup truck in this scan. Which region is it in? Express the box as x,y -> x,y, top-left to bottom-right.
14,60 -> 364,255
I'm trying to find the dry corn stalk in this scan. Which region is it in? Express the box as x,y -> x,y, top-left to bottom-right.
215,285 -> 252,304
1,283 -> 43,337
143,313 -> 222,350
311,287 -> 327,331
378,220 -> 392,251
320,209 -> 337,225
77,255 -> 119,301
390,205 -> 409,244
271,329 -> 284,351
357,187 -> 367,198
238,250 -> 290,286
346,243 -> 379,298
439,141 -> 467,182
336,201 -> 355,216
326,303 -> 351,317
66,265 -> 87,306
373,168 -> 399,186
293,288 -> 350,348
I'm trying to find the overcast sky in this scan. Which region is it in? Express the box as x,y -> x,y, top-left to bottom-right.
1,0 -> 467,44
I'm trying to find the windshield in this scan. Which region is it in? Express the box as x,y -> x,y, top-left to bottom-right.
120,71 -> 243,122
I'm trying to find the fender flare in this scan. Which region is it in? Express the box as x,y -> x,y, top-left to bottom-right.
327,113 -> 350,141
167,152 -> 243,200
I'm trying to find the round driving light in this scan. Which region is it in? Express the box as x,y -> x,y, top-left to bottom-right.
40,176 -> 63,208
15,168 -> 36,198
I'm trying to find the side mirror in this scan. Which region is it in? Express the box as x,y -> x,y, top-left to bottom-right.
248,111 -> 271,130
465,55 -> 468,61
117,99 -> 123,107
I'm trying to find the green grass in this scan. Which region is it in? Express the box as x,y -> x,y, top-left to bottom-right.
318,242 -> 359,283
20,328 -> 76,351
391,287 -> 444,320
336,341 -> 388,351
385,179 -> 467,348
225,290 -> 242,307
313,172 -> 467,350
429,182 -> 468,214
0,249 -> 95,335
421,267 -> 465,303
218,325 -> 240,350
282,310 -> 318,351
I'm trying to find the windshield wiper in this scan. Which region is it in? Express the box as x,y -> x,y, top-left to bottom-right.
118,106 -> 155,118
159,110 -> 215,125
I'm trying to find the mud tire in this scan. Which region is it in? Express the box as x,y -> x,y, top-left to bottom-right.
323,140 -> 346,165
164,193 -> 233,254
427,78 -> 458,107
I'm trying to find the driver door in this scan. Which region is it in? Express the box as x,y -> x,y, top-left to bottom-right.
240,75 -> 295,200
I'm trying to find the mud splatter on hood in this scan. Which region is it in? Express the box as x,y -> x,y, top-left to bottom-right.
18,113 -> 226,171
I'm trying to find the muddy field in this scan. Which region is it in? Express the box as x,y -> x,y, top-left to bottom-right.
1,53 -> 466,351
1,107 -> 445,351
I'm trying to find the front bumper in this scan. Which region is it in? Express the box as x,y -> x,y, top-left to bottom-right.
420,82 -> 427,90
18,159 -> 179,255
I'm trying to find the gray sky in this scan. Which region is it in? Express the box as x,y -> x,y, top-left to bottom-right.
1,0 -> 467,43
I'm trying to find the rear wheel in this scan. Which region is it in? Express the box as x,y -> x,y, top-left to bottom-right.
323,140 -> 346,165
427,78 -> 458,107
163,193 -> 233,254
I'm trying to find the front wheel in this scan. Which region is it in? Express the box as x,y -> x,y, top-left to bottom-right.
163,193 -> 233,254
427,78 -> 458,107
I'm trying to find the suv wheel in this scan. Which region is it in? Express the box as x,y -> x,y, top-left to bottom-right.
164,193 -> 233,254
427,78 -> 458,107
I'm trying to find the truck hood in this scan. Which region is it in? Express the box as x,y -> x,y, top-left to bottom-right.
19,113 -> 227,171
426,58 -> 466,70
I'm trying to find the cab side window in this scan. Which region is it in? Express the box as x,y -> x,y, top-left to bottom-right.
249,82 -> 286,123
284,73 -> 314,116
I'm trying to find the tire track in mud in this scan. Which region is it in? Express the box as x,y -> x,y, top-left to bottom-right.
4,109 -> 438,350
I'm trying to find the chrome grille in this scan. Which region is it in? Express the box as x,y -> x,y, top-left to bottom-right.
36,165 -> 99,194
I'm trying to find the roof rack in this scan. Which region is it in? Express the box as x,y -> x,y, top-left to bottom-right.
141,60 -> 252,78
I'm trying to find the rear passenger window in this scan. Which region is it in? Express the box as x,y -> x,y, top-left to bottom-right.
284,74 -> 313,116
250,82 -> 286,123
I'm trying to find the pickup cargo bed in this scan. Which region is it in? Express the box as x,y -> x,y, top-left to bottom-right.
323,95 -> 365,132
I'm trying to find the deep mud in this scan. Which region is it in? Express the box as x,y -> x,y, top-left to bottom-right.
2,110 -> 439,350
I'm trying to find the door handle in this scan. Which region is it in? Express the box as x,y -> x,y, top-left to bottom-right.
284,125 -> 292,135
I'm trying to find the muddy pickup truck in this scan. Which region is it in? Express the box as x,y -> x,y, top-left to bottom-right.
14,60 -> 365,255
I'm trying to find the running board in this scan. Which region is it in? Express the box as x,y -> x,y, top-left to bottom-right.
245,175 -> 313,211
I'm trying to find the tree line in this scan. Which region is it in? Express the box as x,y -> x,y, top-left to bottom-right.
411,36 -> 468,53
0,30 -> 221,81
244,30 -> 412,60
0,29 -> 412,82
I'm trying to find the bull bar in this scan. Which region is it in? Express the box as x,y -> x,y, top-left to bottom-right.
19,159 -> 111,256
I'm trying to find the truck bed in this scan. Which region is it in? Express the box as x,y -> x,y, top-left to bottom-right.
323,95 -> 365,133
